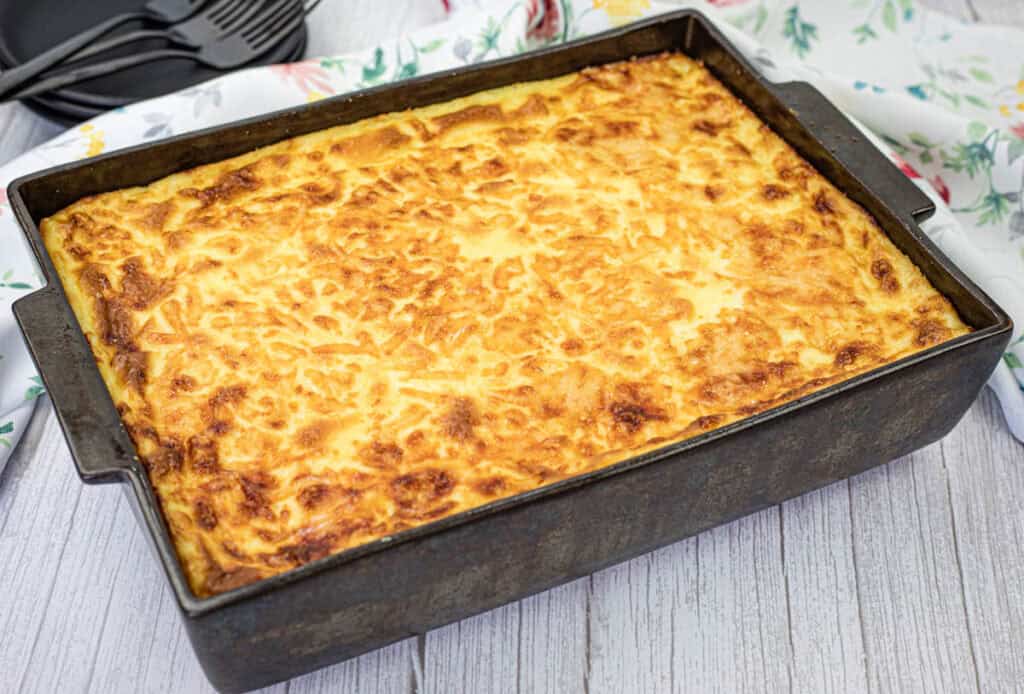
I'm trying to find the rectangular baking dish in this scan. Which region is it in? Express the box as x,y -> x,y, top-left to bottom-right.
8,10 -> 1012,692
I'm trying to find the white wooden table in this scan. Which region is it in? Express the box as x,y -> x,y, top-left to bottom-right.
2,2 -> 1022,692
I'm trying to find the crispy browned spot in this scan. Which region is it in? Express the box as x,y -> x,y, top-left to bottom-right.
279,534 -> 336,565
813,191 -> 836,215
187,433 -> 219,474
497,127 -> 531,146
914,319 -> 951,346
313,314 -> 340,331
146,439 -> 183,477
120,257 -> 167,310
391,468 -> 455,514
359,440 -> 404,467
562,338 -> 584,353
693,119 -> 720,135
442,397 -> 479,441
834,342 -> 873,367
432,104 -> 504,133
298,484 -> 330,508
204,565 -> 263,595
113,351 -> 147,391
296,420 -> 333,449
474,476 -> 506,496
301,182 -> 340,206
681,414 -> 725,436
140,201 -> 173,231
184,165 -> 261,207
210,385 -> 246,409
329,126 -> 411,160
704,184 -> 724,201
94,297 -> 135,350
514,94 -> 548,118
763,184 -> 789,200
871,258 -> 900,293
609,384 -> 668,434
171,374 -> 196,393
195,499 -> 218,530
239,474 -> 275,520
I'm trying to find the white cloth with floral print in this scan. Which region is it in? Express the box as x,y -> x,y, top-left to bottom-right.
1,0 -> 1022,473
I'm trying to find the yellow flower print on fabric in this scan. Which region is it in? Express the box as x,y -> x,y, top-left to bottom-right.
593,0 -> 651,26
79,124 -> 105,158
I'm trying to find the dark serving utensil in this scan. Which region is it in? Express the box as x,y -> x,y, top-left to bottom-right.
4,0 -> 320,102
0,0 -> 205,97
0,0 -> 308,122
69,0 -> 268,63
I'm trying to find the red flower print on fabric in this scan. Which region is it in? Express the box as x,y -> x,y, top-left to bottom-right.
1011,123 -> 1024,140
928,174 -> 951,204
891,152 -> 921,179
270,61 -> 335,95
527,0 -> 561,42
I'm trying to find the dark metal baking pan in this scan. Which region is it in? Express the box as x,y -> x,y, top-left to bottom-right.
8,10 -> 1012,693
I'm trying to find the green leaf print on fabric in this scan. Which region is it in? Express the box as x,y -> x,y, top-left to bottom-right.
25,376 -> 43,402
945,124 -> 1022,226
852,0 -> 912,42
1008,137 -> 1024,166
882,0 -> 897,33
0,421 -> 12,448
361,47 -> 387,85
783,5 -> 818,58
0,269 -> 32,290
853,24 -> 877,44
1005,352 -> 1023,369
969,67 -> 994,84
476,16 -> 503,59
418,38 -> 446,54
734,3 -> 769,35
393,41 -> 420,81
320,57 -> 349,74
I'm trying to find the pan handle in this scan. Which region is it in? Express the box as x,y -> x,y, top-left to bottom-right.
769,81 -> 935,224
12,287 -> 137,485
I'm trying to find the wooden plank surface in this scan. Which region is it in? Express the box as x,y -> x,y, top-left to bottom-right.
0,1 -> 1021,693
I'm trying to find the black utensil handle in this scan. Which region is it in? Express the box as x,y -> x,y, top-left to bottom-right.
0,11 -> 146,98
8,48 -> 190,102
69,28 -> 176,63
771,81 -> 935,224
12,288 -> 137,484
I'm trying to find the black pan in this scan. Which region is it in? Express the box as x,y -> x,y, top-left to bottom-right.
7,10 -> 1013,693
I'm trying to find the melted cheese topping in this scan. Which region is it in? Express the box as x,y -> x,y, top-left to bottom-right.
42,54 -> 969,596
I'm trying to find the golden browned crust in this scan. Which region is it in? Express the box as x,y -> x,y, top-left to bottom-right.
41,53 -> 969,596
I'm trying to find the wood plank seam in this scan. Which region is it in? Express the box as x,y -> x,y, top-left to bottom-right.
938,442 -> 985,694
777,506 -> 797,694
845,479 -> 873,688
12,471 -> 85,692
81,494 -> 129,693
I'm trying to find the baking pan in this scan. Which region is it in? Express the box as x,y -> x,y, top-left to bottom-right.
8,10 -> 1012,692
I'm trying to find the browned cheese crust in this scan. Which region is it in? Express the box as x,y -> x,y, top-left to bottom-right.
41,53 -> 970,596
